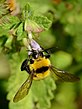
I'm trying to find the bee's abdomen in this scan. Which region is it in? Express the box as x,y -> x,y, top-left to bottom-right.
36,66 -> 49,73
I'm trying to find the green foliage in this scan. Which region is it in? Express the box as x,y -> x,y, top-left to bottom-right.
0,0 -> 82,109
0,2 -> 52,53
50,83 -> 78,109
51,51 -> 73,69
33,16 -> 52,30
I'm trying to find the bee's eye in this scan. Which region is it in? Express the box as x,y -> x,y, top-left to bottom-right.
30,59 -> 34,64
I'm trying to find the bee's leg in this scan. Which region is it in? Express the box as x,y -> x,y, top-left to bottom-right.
45,54 -> 50,58
41,47 -> 51,58
21,59 -> 31,74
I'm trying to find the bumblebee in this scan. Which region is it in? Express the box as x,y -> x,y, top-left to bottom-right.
13,45 -> 80,102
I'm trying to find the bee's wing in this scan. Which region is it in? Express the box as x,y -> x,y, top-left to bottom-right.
50,66 -> 80,82
13,73 -> 33,102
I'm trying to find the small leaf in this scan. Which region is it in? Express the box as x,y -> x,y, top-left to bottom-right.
33,16 -> 52,30
0,26 -> 9,36
16,23 -> 25,40
22,3 -> 34,20
0,2 -> 8,17
25,19 -> 43,33
0,16 -> 20,31
5,36 -> 13,49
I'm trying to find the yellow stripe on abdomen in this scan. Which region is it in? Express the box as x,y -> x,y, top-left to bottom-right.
33,70 -> 50,80
29,56 -> 51,80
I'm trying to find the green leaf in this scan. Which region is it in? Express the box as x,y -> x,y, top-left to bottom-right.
33,16 -> 52,30
31,76 -> 56,109
24,14 -> 52,33
22,3 -> 34,20
0,16 -> 20,30
25,19 -> 43,33
0,2 -> 8,17
0,26 -> 9,37
5,36 -> 13,49
16,23 -> 25,41
9,94 -> 33,109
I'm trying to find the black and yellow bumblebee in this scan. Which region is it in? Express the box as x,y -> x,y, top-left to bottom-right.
13,39 -> 80,102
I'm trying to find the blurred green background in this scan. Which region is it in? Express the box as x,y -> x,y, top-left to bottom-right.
0,0 -> 82,109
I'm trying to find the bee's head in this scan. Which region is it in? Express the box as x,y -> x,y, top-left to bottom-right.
31,50 -> 43,59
